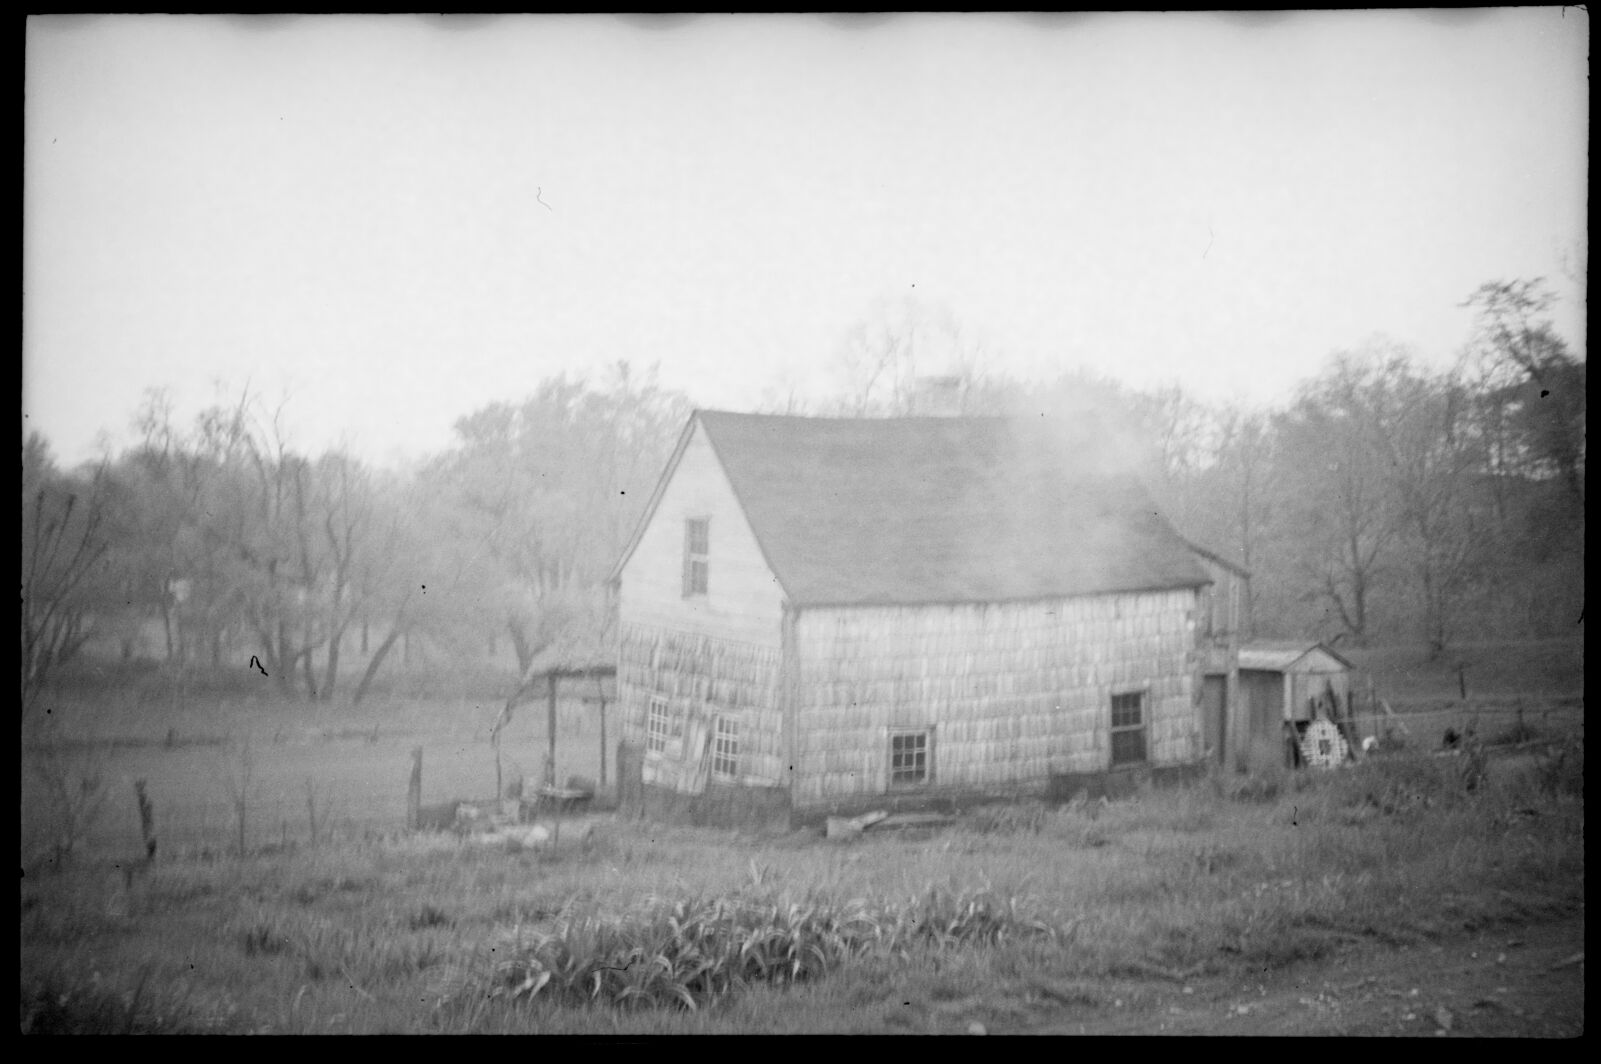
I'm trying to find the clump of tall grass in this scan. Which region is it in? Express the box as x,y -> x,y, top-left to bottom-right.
1534,733 -> 1583,798
470,886 -> 1060,1012
964,802 -> 1048,835
20,969 -> 199,1034
231,908 -> 449,986
1330,749 -> 1479,819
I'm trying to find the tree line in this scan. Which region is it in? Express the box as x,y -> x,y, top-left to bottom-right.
787,279 -> 1583,652
22,362 -> 689,713
21,279 -> 1583,715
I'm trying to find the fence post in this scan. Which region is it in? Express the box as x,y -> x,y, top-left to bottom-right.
1367,675 -> 1378,744
134,779 -> 157,861
407,747 -> 423,831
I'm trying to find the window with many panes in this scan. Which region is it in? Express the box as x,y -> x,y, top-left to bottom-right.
890,731 -> 930,785
682,517 -> 709,597
647,696 -> 671,754
1110,691 -> 1146,766
712,715 -> 739,779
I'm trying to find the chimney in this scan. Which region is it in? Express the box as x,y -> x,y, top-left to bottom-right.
910,374 -> 965,417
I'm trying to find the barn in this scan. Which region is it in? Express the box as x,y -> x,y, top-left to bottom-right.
608,411 -> 1216,829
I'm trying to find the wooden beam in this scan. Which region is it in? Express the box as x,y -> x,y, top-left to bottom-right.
596,671 -> 608,790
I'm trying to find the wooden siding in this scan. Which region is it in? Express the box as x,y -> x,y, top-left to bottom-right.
1194,554 -> 1249,642
789,589 -> 1201,806
617,420 -> 785,650
616,623 -> 786,787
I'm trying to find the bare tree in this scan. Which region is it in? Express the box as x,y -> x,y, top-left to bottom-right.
1462,279 -> 1585,508
21,434 -> 112,719
1374,366 -> 1485,656
427,364 -> 688,678
1273,348 -> 1408,644
829,295 -> 1000,416
1188,404 -> 1273,636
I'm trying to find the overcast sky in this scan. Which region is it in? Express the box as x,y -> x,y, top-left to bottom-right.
24,11 -> 1589,468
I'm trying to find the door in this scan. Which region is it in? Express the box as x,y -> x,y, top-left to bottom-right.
1240,669 -> 1285,765
1202,674 -> 1227,764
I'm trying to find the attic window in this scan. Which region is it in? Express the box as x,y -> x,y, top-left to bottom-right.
1110,692 -> 1147,766
889,731 -> 931,786
683,517 -> 709,597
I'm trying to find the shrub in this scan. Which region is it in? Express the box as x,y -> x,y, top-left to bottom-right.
409,904 -> 454,930
1495,714 -> 1542,746
23,747 -> 110,870
1535,734 -> 1584,798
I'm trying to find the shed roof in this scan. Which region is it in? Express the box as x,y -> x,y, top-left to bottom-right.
618,411 -> 1211,608
1237,641 -> 1354,673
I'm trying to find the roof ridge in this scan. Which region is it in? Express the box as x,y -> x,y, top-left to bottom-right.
696,408 -> 1009,423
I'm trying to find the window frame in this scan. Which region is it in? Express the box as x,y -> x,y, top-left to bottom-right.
888,729 -> 933,788
1109,690 -> 1148,767
711,714 -> 740,781
646,695 -> 673,756
682,516 -> 710,598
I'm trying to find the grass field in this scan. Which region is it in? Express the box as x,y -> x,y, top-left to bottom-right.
1342,638 -> 1585,751
22,678 -> 615,860
19,640 -> 1584,1034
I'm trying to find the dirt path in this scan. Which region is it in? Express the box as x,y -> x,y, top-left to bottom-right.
1023,911 -> 1584,1036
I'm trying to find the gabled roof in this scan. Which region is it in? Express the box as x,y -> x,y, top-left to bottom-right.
1183,538 -> 1252,579
1237,641 -> 1354,673
613,411 -> 1210,609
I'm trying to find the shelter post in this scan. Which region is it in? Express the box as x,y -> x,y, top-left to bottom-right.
546,671 -> 558,788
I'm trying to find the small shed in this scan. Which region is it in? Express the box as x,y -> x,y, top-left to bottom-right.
1231,641 -> 1356,769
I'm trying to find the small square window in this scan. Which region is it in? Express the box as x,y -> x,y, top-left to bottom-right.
1110,691 -> 1146,766
890,731 -> 930,785
712,715 -> 739,779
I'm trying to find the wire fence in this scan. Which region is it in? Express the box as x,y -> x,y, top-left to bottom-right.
21,719 -> 617,864
1351,696 -> 1583,748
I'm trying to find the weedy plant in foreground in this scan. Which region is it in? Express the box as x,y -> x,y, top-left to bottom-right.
466,887 -> 1060,1013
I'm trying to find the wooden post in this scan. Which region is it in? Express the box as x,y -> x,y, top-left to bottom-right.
134,779 -> 157,861
598,694 -> 608,790
545,671 -> 558,788
1225,637 -> 1241,772
1368,674 -> 1378,744
407,747 -> 422,831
